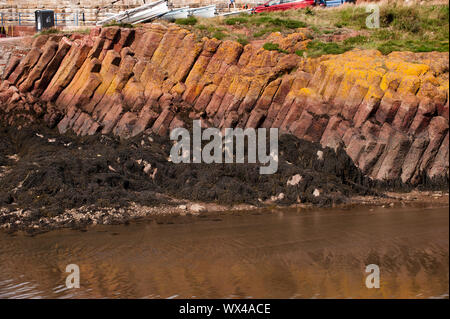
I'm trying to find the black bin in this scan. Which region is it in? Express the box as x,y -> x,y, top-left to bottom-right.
35,10 -> 55,32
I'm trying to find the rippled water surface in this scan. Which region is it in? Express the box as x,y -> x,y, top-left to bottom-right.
0,206 -> 448,299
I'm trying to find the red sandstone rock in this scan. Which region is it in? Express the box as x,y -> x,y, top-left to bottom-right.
245,78 -> 281,129
375,90 -> 402,124
428,132 -> 449,179
261,75 -> 294,128
0,85 -> 17,103
290,111 -> 313,138
442,100 -> 449,121
272,72 -> 311,130
304,116 -> 328,142
57,105 -> 81,134
320,115 -> 343,149
183,38 -> 231,104
33,38 -> 73,96
113,112 -> 138,137
360,120 -> 380,139
375,131 -> 411,180
391,94 -> 419,132
413,116 -> 449,182
31,35 -> 49,48
151,107 -> 175,136
8,47 -> 42,85
169,115 -> 185,130
194,84 -> 217,113
41,40 -> 92,102
164,33 -> 203,85
19,41 -> 59,93
345,133 -> 367,163
0,27 -> 448,184
134,25 -> 166,59
101,100 -> 123,134
131,104 -> 159,137
368,123 -> 394,178
113,28 -> 135,53
205,65 -> 238,118
56,58 -> 102,110
400,131 -> 430,183
358,140 -> 385,174
83,50 -> 121,113
2,56 -> 21,80
353,91 -> 383,128
341,84 -> 369,120
408,97 -> 436,135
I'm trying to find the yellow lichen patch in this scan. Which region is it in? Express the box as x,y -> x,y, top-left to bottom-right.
365,85 -> 385,100
276,32 -> 309,52
314,50 -> 444,101
266,32 -> 284,44
437,77 -> 449,91
293,40 -> 310,52
384,58 -> 402,71
300,57 -> 324,74
297,87 -> 314,98
171,82 -> 186,96
380,71 -> 403,91
295,28 -> 310,37
394,61 -> 430,77
217,40 -> 244,64
366,69 -> 384,89
321,50 -> 385,80
420,72 -> 440,87
338,69 -> 369,94
397,75 -> 421,95
383,88 -> 397,99
436,86 -> 449,104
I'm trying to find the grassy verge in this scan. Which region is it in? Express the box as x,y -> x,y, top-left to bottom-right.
35,27 -> 91,37
263,42 -> 289,53
36,28 -> 61,36
103,20 -> 134,28
158,2 -> 448,57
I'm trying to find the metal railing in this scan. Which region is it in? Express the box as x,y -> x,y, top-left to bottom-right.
0,12 -> 85,27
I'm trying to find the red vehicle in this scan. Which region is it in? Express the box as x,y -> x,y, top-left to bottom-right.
252,0 -> 316,13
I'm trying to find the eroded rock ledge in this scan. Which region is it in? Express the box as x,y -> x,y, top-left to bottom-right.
0,24 -> 448,184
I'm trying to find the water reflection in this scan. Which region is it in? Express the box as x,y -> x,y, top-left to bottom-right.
0,206 -> 448,298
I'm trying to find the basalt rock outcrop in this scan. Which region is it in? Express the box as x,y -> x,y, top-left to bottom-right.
0,24 -> 448,185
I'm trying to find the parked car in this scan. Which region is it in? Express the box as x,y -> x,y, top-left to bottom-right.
321,0 -> 355,7
252,0 -> 315,13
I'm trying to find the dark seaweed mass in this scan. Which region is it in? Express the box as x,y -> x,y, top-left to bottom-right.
0,115 -> 446,218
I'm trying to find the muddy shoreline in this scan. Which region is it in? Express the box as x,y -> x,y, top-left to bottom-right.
1,190 -> 448,235
0,118 -> 448,234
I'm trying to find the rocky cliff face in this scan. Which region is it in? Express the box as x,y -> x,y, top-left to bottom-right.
0,25 -> 448,184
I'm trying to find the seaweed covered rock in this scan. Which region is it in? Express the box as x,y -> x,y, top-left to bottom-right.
0,114 -> 388,219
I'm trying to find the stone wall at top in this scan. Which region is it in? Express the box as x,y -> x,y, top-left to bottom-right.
0,0 -> 150,25
0,0 -> 263,25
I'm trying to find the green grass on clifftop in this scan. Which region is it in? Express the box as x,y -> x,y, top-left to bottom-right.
159,2 -> 449,57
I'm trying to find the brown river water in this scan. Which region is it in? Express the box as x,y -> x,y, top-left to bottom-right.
0,205 -> 448,299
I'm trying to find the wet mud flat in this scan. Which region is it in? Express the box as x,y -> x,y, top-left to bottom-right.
0,118 -> 448,234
